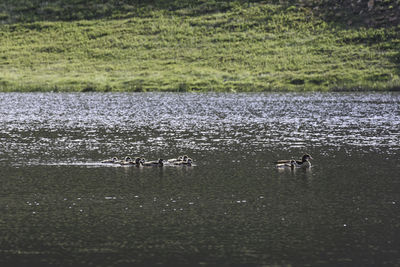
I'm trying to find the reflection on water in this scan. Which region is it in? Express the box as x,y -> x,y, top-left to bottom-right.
1,92 -> 399,165
0,92 -> 399,266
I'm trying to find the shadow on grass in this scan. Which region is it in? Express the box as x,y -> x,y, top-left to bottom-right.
2,0 -> 398,28
282,0 -> 399,29
0,0 -> 238,23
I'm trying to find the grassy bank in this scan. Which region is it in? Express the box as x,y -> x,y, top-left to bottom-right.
1,1 -> 399,92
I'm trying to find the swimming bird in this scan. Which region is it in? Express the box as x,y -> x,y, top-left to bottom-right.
167,156 -> 183,163
275,154 -> 313,168
174,158 -> 193,166
168,155 -> 189,163
121,157 -> 143,166
142,159 -> 164,167
135,157 -> 145,166
120,156 -> 133,165
101,157 -> 119,164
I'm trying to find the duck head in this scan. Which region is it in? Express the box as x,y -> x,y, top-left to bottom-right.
301,154 -> 313,162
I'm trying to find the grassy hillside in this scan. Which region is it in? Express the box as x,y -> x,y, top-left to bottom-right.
0,0 -> 399,92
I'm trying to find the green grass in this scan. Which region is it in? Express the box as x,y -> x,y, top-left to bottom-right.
0,2 -> 399,92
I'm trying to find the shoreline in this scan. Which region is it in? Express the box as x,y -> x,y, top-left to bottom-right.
1,87 -> 399,93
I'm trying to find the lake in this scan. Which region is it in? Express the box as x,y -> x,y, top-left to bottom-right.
0,92 -> 399,266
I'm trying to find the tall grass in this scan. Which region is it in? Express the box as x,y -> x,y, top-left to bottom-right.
0,2 -> 399,92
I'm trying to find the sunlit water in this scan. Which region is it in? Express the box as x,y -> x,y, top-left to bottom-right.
0,92 -> 399,266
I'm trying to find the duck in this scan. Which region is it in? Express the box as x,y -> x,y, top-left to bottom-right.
101,157 -> 119,164
275,154 -> 313,168
174,158 -> 193,166
142,159 -> 164,167
167,156 -> 183,163
119,156 -> 133,165
121,157 -> 143,166
136,157 -> 145,166
167,155 -> 189,163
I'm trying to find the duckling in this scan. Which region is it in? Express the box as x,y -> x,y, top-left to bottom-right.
142,159 -> 164,167
120,156 -> 133,165
135,157 -> 144,166
120,157 -> 144,166
167,155 -> 189,163
101,157 -> 119,164
167,156 -> 183,163
275,154 -> 313,168
174,158 -> 193,166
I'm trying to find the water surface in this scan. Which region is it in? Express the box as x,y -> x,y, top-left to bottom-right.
0,92 -> 399,266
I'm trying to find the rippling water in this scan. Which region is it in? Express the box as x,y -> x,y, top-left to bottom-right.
0,92 -> 399,266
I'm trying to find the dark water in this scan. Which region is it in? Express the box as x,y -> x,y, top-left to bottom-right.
0,92 -> 399,266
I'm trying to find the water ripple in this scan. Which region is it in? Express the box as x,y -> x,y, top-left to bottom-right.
0,92 -> 399,165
